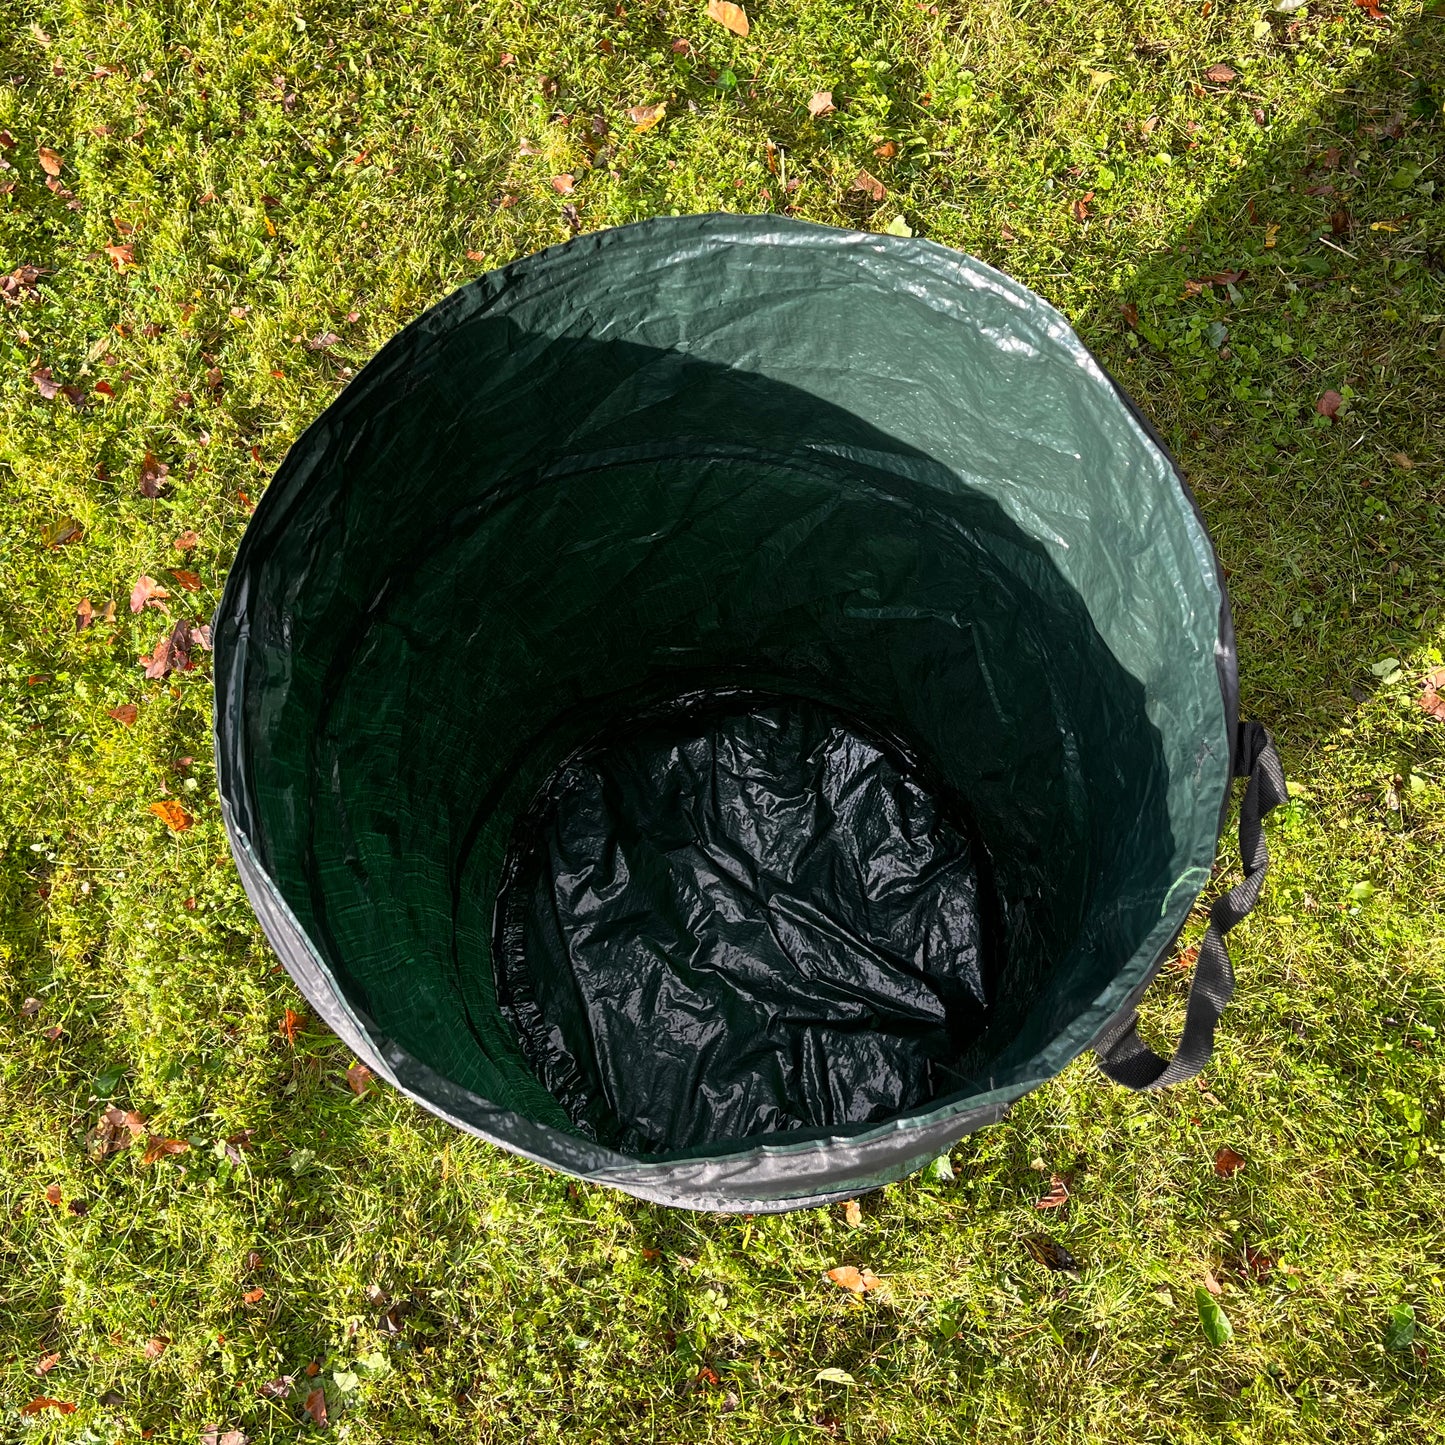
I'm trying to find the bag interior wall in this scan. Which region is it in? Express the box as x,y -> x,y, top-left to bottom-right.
227,298 -> 1209,1158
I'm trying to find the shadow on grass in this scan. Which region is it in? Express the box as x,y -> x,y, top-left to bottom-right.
1074,10 -> 1443,757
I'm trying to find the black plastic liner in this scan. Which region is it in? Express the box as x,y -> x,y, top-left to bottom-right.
495,691 -> 995,1155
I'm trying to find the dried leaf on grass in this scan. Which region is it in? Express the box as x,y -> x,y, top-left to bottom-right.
141,617 -> 204,679
281,1008 -> 305,1046
130,575 -> 170,613
626,102 -> 666,132
707,0 -> 750,37
142,1135 -> 190,1164
1418,668 -> 1445,721
149,800 -> 193,832
842,1199 -> 862,1227
826,1265 -> 881,1293
108,703 -> 139,726
143,1336 -> 169,1360
138,451 -> 170,498
850,169 -> 885,202
1035,1174 -> 1070,1210
22,1398 -> 76,1416
1023,1234 -> 1081,1278
36,1353 -> 61,1375
89,1104 -> 146,1157
346,1062 -> 374,1095
304,1387 -> 328,1427
1214,1146 -> 1246,1177
808,91 -> 835,118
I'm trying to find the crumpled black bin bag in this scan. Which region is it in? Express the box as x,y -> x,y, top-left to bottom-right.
214,214 -> 1284,1212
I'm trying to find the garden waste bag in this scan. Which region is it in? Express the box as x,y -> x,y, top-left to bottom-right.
214,215 -> 1285,1212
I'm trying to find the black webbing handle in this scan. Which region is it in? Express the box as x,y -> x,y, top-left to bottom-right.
1095,721 -> 1286,1091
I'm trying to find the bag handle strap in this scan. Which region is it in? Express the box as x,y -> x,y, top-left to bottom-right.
1095,721 -> 1287,1091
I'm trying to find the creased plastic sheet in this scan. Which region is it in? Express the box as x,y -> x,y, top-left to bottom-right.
495,693 -> 994,1155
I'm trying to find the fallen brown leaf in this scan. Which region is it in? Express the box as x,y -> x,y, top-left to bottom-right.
346,1062 -> 374,1096
45,1183 -> 64,1206
874,140 -> 897,159
129,575 -> 170,613
225,1129 -> 255,1166
142,1135 -> 190,1164
1242,1243 -> 1275,1278
1204,63 -> 1238,83
258,1377 -> 293,1400
76,596 -> 94,631
201,1428 -> 249,1445
103,242 -> 135,271
843,1199 -> 862,1227
22,1398 -> 76,1416
107,703 -> 139,726
281,1008 -> 304,1046
707,0 -> 750,37
551,173 -> 575,195
242,1286 -> 265,1304
169,569 -> 201,592
305,1359 -> 321,1378
851,169 -> 885,202
1121,301 -> 1140,329
1418,683 -> 1445,722
143,1336 -> 169,1360
1214,1146 -> 1246,1177
826,1264 -> 880,1293
36,1353 -> 60,1375
139,451 -> 170,498
304,1387 -> 328,1427
91,1104 -> 146,1156
173,529 -> 200,550
808,90 -> 835,118
22,997 -> 43,1016
1315,389 -> 1344,420
626,101 -> 666,132
1072,191 -> 1095,222
141,617 -> 195,678
94,380 -> 115,400
1035,1174 -> 1070,1210
149,800 -> 193,832
37,146 -> 63,176
1023,1234 -> 1082,1277
42,517 -> 84,550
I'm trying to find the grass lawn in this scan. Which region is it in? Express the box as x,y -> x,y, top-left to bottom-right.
3,0 -> 1444,1439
